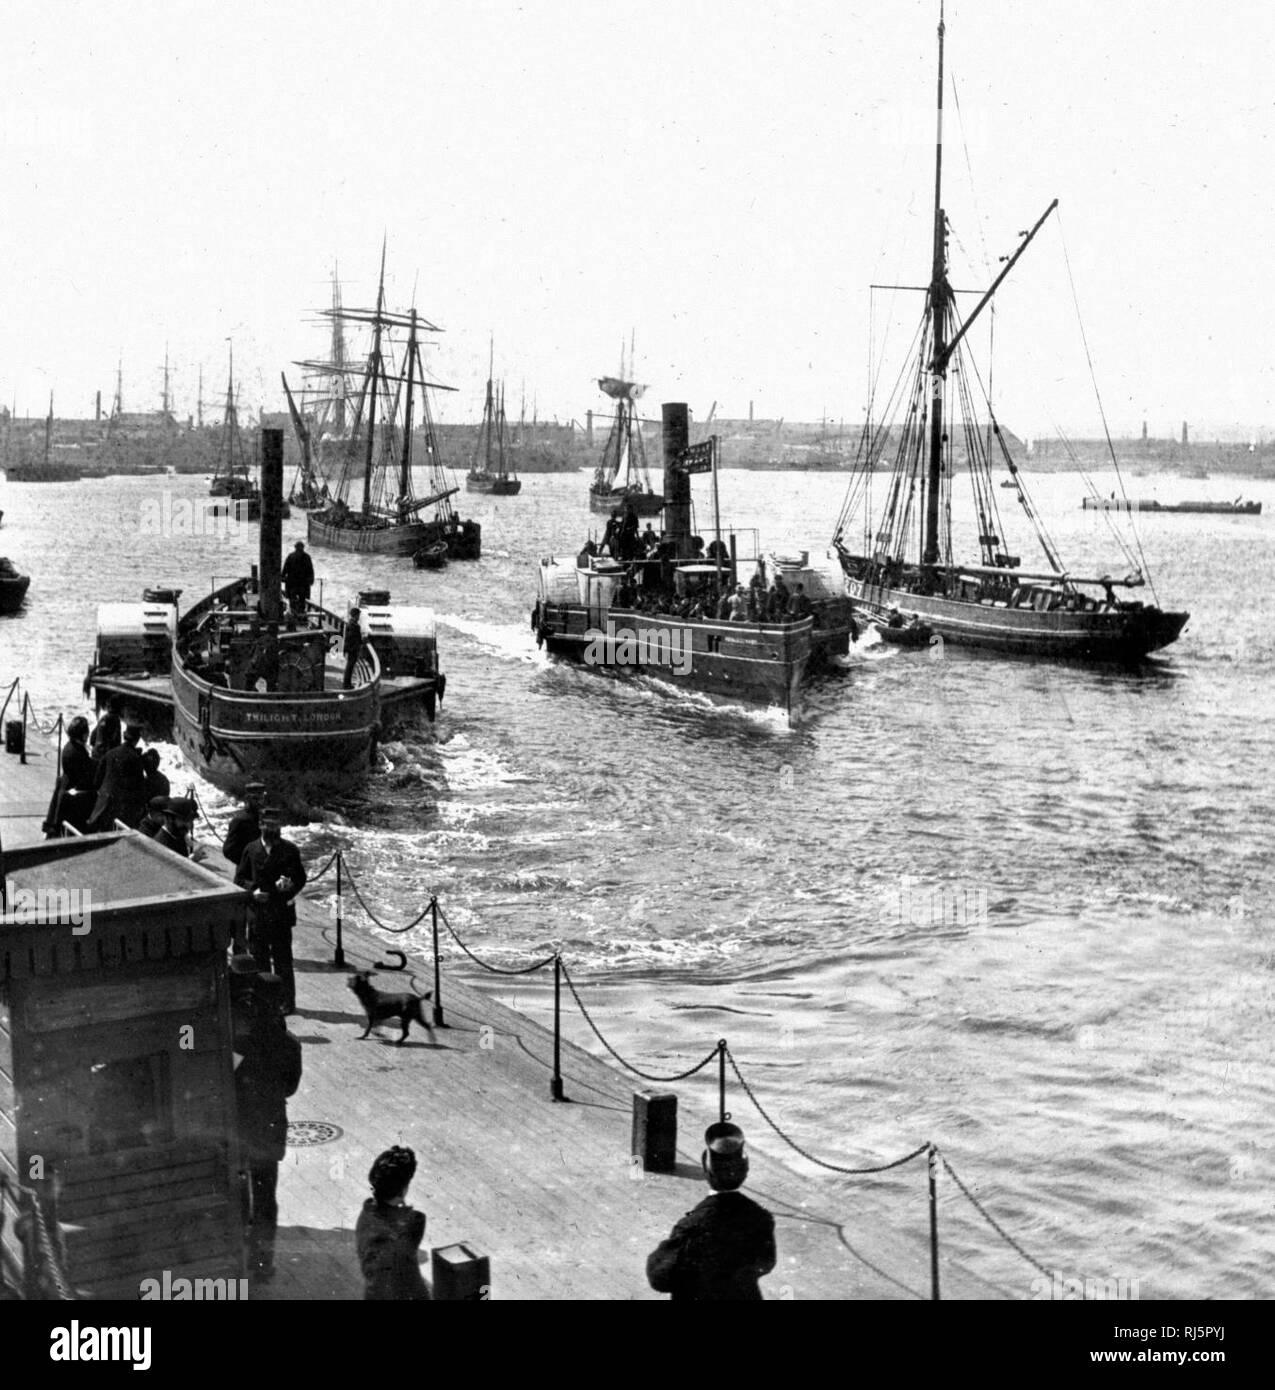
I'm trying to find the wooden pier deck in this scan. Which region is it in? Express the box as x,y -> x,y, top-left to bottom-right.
3,735 -> 1002,1300
253,891 -> 1002,1301
0,735 -> 56,848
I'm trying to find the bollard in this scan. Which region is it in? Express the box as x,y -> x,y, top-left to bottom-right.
4,720 -> 23,756
632,1091 -> 677,1173
431,1243 -> 490,1300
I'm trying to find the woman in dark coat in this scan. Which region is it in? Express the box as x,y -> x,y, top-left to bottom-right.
44,715 -> 95,835
355,1146 -> 431,1300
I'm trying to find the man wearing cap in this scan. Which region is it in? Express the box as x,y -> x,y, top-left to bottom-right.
281,540 -> 315,615
234,807 -> 307,1013
646,1122 -> 776,1301
86,724 -> 148,832
223,781 -> 266,866
234,971 -> 302,1282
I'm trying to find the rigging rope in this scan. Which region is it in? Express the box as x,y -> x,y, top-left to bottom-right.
1056,211 -> 1159,604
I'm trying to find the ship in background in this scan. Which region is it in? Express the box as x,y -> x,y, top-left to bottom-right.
305,246 -> 479,558
465,339 -> 521,495
831,3 -> 1188,661
587,340 -> 663,516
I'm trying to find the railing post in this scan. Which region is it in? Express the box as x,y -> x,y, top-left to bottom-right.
717,1039 -> 729,1123
20,693 -> 29,764
333,852 -> 345,968
55,713 -> 64,782
430,896 -> 446,1027
928,1143 -> 941,1301
550,954 -> 565,1101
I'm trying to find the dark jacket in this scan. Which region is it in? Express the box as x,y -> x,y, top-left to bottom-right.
235,1021 -> 302,1163
646,1191 -> 776,1301
44,739 -> 94,834
355,1200 -> 431,1300
90,711 -> 121,761
235,837 -> 307,929
222,807 -> 261,865
282,549 -> 315,591
87,741 -> 147,831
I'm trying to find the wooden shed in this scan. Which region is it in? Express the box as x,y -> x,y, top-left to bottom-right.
0,831 -> 247,1298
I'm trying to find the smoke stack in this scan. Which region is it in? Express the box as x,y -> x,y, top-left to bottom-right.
749,400 -> 754,423
95,391 -> 102,422
1182,420 -> 1189,446
259,428 -> 284,623
662,402 -> 691,556
586,409 -> 593,447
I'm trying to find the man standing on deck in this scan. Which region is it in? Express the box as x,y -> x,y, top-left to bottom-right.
235,806 -> 307,1013
342,606 -> 366,689
646,1122 -> 776,1300
282,540 -> 315,614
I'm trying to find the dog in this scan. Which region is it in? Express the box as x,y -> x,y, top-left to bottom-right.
347,971 -> 435,1045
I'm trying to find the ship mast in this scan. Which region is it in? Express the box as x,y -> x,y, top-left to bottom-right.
922,0 -> 948,574
399,307 -> 418,507
362,240 -> 387,518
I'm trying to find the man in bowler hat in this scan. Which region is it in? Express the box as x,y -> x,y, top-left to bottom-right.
646,1122 -> 776,1300
234,806 -> 307,1012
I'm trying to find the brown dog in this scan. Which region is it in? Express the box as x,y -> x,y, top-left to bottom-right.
347,971 -> 435,1045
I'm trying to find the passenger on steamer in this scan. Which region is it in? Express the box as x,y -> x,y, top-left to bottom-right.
342,607 -> 366,690
600,510 -> 621,556
641,523 -> 660,554
282,540 -> 315,615
618,503 -> 641,560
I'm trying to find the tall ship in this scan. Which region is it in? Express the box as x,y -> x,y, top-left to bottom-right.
84,431 -> 444,799
831,6 -> 1188,662
588,370 -> 662,517
535,403 -> 856,722
207,345 -> 266,517
307,248 -> 481,559
282,267 -> 351,509
466,342 -> 521,495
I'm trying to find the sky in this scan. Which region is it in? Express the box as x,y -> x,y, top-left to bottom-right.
2,0 -> 1273,439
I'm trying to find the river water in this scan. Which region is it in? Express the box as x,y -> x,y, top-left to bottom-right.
1,463 -> 1271,1300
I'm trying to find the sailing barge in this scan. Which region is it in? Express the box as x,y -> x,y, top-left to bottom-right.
466,344 -> 521,495
831,6 -> 1188,662
306,248 -> 481,560
85,431 -> 443,800
588,373 -> 662,516
535,403 -> 854,721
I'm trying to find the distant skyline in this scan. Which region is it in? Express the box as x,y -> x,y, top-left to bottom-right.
3,1 -> 1274,438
